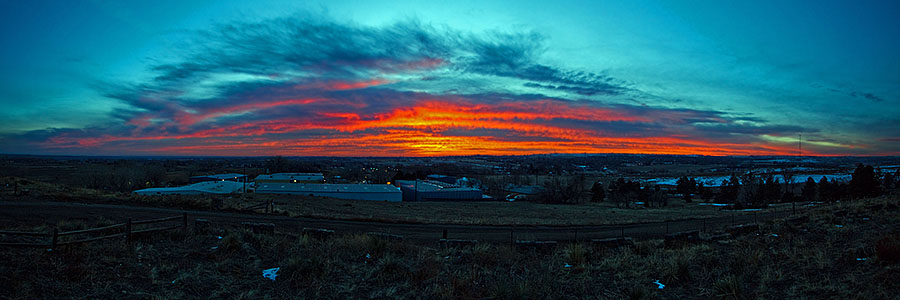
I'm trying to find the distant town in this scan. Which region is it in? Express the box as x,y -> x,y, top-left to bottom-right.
4,154 -> 898,208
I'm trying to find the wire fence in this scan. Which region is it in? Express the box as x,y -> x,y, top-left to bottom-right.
0,213 -> 188,251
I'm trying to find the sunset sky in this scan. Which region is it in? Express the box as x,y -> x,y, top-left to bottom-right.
1,0 -> 899,156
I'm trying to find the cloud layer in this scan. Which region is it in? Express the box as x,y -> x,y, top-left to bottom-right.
0,15 -> 886,156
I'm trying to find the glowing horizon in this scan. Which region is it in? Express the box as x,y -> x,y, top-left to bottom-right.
1,1 -> 898,157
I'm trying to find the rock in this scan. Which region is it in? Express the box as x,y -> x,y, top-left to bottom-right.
786,215 -> 809,226
591,237 -> 634,249
727,224 -> 759,236
664,230 -> 700,247
302,228 -> 334,239
194,219 -> 211,232
367,232 -> 403,241
515,240 -> 558,252
701,233 -> 732,242
440,239 -> 478,247
241,222 -> 275,234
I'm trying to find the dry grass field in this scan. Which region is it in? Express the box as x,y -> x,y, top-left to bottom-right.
2,176 -> 768,226
1,195 -> 898,299
244,193 -> 747,226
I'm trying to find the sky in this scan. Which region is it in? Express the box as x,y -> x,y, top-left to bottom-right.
1,0 -> 899,157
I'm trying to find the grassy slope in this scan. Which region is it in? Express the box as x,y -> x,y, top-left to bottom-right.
2,195 -> 898,299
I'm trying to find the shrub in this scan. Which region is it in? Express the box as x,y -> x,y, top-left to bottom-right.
876,234 -> 900,264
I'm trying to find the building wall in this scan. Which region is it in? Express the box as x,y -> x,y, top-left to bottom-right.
255,190 -> 401,202
399,185 -> 483,201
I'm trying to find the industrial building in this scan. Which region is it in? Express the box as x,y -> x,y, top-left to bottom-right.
395,180 -> 484,201
426,174 -> 458,185
503,184 -> 544,201
255,173 -> 324,183
255,183 -> 401,202
189,173 -> 247,183
134,181 -> 245,196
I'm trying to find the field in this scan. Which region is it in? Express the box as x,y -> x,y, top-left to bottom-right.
250,194 -> 765,226
2,175 -> 770,226
1,195 -> 898,299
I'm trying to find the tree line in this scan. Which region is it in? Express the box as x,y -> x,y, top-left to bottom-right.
589,164 -> 897,208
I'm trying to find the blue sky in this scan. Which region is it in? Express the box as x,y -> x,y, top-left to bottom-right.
1,0 -> 898,156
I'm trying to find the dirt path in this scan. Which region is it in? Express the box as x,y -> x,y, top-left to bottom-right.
0,201 -> 804,244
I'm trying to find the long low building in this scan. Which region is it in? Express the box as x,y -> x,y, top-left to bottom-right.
255,183 -> 401,202
190,173 -> 247,183
395,180 -> 484,201
134,181 -> 245,196
255,173 -> 324,183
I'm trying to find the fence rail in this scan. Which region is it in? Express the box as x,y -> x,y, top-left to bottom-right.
132,215 -> 181,225
0,213 -> 188,250
243,199 -> 275,213
57,223 -> 125,236
0,230 -> 50,237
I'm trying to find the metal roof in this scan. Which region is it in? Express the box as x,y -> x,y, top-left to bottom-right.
255,173 -> 324,181
395,180 -> 482,192
191,173 -> 246,180
134,181 -> 245,195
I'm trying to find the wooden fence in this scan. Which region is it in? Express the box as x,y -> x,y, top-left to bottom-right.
0,213 -> 187,251
243,199 -> 275,214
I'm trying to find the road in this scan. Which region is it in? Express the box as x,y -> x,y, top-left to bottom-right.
0,201 -> 803,244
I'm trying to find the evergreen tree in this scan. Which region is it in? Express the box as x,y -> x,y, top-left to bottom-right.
590,181 -> 605,202
849,163 -> 880,199
818,176 -> 834,203
676,176 -> 696,203
801,177 -> 817,202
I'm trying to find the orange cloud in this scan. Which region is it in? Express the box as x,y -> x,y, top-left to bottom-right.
38,97 -> 834,156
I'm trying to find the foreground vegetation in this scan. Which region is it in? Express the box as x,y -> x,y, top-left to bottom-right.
2,195 -> 898,299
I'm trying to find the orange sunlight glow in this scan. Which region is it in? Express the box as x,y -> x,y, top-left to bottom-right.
41,98 -> 825,156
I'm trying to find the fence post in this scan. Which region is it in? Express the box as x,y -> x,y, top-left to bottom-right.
182,213 -> 188,232
703,218 -> 706,233
442,229 -> 447,239
126,219 -> 132,243
666,221 -> 669,234
50,228 -> 58,251
620,227 -> 624,239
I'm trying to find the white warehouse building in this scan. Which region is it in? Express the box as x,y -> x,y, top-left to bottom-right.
255,183 -> 401,202
134,181 -> 245,196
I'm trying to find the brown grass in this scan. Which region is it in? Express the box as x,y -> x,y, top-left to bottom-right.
2,195 -> 898,299
3,175 -> 776,226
